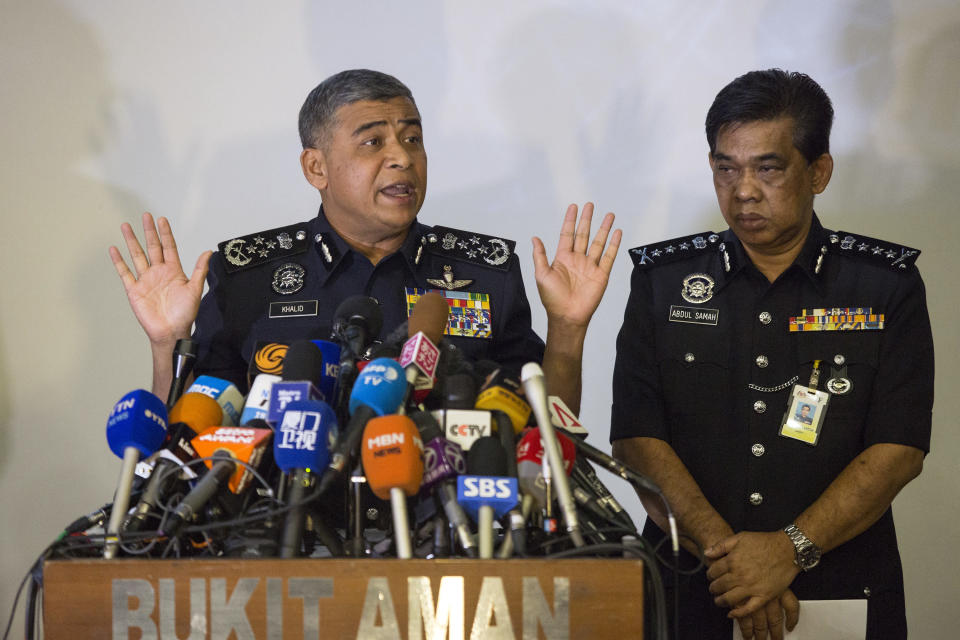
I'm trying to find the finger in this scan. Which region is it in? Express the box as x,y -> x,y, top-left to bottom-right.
586,211 -> 614,262
142,211 -> 165,266
764,600 -> 783,640
531,237 -> 550,275
707,573 -> 733,595
120,221 -> 150,277
572,202 -> 594,255
728,595 -> 765,618
188,250 -> 213,295
555,203 -> 578,253
157,216 -> 182,268
108,246 -> 137,292
736,614 -> 754,640
781,590 -> 800,631
705,535 -> 737,559
705,557 -> 728,581
597,228 -> 622,274
751,608 -> 769,640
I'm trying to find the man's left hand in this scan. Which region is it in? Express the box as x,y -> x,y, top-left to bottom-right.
705,531 -> 801,618
532,202 -> 621,328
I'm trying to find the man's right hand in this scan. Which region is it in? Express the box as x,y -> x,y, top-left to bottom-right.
109,212 -> 212,348
733,589 -> 799,640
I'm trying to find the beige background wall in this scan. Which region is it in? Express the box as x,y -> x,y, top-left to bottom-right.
2,1 -> 958,636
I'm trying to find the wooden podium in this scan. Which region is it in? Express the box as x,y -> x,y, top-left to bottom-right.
43,558 -> 644,639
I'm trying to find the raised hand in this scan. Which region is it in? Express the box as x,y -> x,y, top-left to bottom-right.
532,202 -> 621,328
109,212 -> 212,347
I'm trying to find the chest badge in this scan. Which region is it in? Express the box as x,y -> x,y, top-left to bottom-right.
681,273 -> 715,304
426,265 -> 473,291
271,263 -> 306,295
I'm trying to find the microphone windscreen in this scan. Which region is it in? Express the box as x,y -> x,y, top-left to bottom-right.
240,374 -> 280,425
466,436 -> 508,476
440,373 -> 477,409
475,385 -> 530,434
274,400 -> 337,472
334,295 -> 384,337
349,358 -> 406,416
410,410 -> 444,442
106,390 -> 168,458
191,425 -> 273,493
408,291 -> 449,344
188,375 -> 243,426
169,392 -> 223,433
516,427 -> 576,475
361,415 -> 424,499
281,340 -> 325,382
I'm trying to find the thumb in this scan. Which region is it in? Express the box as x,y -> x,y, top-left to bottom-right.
705,535 -> 738,559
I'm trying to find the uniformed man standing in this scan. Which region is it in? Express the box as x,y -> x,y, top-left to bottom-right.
110,69 -> 620,413
611,69 -> 932,640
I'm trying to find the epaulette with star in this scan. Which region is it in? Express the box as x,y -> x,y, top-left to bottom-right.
628,231 -> 721,269
423,225 -> 516,272
830,231 -> 920,272
217,222 -> 311,274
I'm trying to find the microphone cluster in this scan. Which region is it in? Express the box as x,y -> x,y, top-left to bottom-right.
61,292 -> 670,562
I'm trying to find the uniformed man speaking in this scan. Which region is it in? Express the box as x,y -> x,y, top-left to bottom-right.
109,69 -> 620,411
611,70 -> 933,639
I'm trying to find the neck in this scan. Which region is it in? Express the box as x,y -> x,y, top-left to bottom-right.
743,233 -> 809,283
323,211 -> 411,265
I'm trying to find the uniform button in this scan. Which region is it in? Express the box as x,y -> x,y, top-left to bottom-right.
314,233 -> 323,243
684,353 -> 695,363
863,587 -> 871,597
749,492 -> 763,506
755,355 -> 769,368
751,443 -> 765,457
834,354 -> 846,366
296,230 -> 307,241
759,312 -> 772,325
753,400 -> 767,414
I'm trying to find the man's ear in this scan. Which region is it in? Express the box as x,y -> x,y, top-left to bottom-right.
810,153 -> 833,194
300,147 -> 328,191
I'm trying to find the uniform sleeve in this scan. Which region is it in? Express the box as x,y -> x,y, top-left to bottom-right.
488,255 -> 545,376
191,252 -> 249,391
610,267 -> 669,443
863,267 -> 934,452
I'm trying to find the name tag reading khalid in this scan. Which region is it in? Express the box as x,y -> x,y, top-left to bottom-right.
669,305 -> 719,326
406,287 -> 492,339
268,300 -> 318,319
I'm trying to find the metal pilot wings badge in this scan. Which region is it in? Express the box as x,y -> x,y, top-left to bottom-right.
426,265 -> 473,291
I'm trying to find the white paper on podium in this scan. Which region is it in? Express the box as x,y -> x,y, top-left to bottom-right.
732,599 -> 867,640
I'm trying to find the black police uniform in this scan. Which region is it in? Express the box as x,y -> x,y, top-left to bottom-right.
192,207 -> 545,392
611,214 -> 933,639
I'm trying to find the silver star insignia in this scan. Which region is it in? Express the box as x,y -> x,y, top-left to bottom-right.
265,241 -> 276,249
258,249 -> 269,257
664,245 -> 676,253
679,242 -> 690,250
858,243 -> 869,251
469,236 -> 481,245
885,250 -> 896,259
253,235 -> 265,245
651,249 -> 662,257
872,246 -> 883,254
466,250 -> 477,258
457,241 -> 468,250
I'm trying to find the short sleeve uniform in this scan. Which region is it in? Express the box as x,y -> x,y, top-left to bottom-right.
193,207 -> 544,392
611,215 -> 933,639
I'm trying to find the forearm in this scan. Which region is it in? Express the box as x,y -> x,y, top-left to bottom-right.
541,317 -> 586,415
612,436 -> 734,554
149,339 -> 178,399
793,442 -> 924,553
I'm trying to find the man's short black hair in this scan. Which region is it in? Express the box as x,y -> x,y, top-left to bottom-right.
298,69 -> 418,150
705,69 -> 834,163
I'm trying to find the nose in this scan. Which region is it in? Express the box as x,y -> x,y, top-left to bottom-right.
384,136 -> 412,169
735,169 -> 762,202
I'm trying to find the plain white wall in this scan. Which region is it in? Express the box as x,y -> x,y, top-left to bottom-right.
2,0 -> 958,636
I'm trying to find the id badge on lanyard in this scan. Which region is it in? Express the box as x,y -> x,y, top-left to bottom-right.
780,360 -> 830,446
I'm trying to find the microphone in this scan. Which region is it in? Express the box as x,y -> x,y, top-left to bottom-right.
520,363 -> 584,547
267,341 -> 328,424
333,295 -> 383,413
458,437 -> 518,558
167,338 -> 197,408
274,400 -> 337,558
314,358 -> 407,496
309,339 -> 342,402
125,392 -> 222,533
186,375 -> 244,426
104,390 -> 168,558
361,415 -> 424,558
412,411 -> 477,557
240,373 -> 280,425
399,292 -> 449,406
475,368 -> 531,435
163,423 -> 272,536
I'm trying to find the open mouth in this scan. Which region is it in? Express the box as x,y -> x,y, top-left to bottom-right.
380,182 -> 415,198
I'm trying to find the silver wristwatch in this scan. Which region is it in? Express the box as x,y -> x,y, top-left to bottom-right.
783,523 -> 821,571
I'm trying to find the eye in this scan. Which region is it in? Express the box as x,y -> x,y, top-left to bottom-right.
405,133 -> 423,144
361,137 -> 381,147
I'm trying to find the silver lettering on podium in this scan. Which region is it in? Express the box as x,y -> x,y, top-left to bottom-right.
266,578 -> 283,640
112,579 -> 157,640
470,577 -> 513,639
408,576 -> 465,639
289,578 -> 334,640
210,577 -> 258,640
356,577 -> 402,639
159,578 -> 206,639
523,577 -> 569,640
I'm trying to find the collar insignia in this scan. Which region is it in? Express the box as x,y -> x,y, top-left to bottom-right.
681,273 -> 715,304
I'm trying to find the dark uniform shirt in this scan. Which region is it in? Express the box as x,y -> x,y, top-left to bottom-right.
193,207 -> 545,392
611,214 -> 933,639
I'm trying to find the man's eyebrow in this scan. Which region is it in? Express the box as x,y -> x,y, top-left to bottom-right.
352,118 -> 422,137
712,152 -> 787,163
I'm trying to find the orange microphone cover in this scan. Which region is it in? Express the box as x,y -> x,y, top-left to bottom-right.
361,415 -> 424,499
191,426 -> 272,493
168,392 -> 223,433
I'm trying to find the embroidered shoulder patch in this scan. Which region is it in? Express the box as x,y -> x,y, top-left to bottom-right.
218,223 -> 310,274
424,225 -> 516,272
830,231 -> 920,271
629,231 -> 720,269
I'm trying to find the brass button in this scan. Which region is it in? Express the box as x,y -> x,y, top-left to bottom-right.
759,312 -> 772,325
684,353 -> 695,363
753,400 -> 767,414
749,492 -> 763,506
755,355 -> 769,368
751,443 -> 765,457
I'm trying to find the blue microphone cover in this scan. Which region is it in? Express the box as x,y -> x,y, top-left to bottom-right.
348,357 -> 406,416
106,390 -> 168,458
274,399 -> 337,472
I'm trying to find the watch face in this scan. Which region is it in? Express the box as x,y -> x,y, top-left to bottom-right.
798,544 -> 821,569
